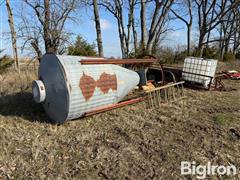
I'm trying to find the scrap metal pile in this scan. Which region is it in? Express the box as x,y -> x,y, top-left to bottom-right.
222,70 -> 240,80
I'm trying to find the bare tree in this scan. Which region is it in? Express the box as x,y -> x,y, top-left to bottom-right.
145,0 -> 175,54
128,0 -> 137,53
225,6 -> 240,55
218,9 -> 237,58
93,0 -> 104,57
6,0 -> 19,71
171,0 -> 193,55
18,0 -> 78,61
99,0 -> 174,57
17,8 -> 43,62
131,3 -> 138,52
99,0 -> 137,58
194,0 -> 239,57
232,8 -> 240,54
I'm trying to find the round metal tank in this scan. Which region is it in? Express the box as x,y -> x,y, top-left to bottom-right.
32,54 -> 140,123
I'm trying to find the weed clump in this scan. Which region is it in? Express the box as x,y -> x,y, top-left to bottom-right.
213,113 -> 234,126
0,51 -> 14,74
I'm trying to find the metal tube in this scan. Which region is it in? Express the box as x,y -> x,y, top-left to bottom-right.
84,97 -> 147,116
80,59 -> 157,65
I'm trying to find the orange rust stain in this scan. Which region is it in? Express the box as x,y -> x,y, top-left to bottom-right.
79,72 -> 96,101
79,72 -> 118,101
97,72 -> 117,94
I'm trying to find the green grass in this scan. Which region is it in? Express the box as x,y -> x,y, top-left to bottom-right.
213,113 -> 235,126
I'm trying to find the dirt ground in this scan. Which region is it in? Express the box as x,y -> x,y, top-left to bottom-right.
0,61 -> 240,179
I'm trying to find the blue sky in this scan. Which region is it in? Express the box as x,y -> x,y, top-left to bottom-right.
0,1 -> 193,58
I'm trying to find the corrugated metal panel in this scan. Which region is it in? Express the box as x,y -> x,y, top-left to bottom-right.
37,54 -> 140,123
56,55 -> 104,62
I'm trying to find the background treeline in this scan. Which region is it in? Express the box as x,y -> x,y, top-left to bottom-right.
2,0 -> 240,71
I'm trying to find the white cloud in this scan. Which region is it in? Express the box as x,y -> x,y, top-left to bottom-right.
100,18 -> 111,30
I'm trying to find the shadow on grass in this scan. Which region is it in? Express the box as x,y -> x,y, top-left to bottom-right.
0,91 -> 51,123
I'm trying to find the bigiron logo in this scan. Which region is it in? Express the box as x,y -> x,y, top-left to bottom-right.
181,161 -> 237,179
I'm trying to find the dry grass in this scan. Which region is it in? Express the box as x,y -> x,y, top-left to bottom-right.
0,61 -> 240,179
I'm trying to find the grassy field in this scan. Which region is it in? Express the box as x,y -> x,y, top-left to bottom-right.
0,61 -> 240,179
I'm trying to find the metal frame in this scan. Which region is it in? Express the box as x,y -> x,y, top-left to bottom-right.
78,57 -> 188,116
182,71 -> 214,90
146,81 -> 186,108
84,97 -> 147,116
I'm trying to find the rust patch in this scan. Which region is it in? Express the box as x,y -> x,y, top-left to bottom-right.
97,72 -> 117,94
79,72 -> 96,101
79,72 -> 118,101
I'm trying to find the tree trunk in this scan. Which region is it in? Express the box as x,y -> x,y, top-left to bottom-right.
170,0 -> 192,56
233,20 -> 238,54
224,38 -> 230,52
98,0 -> 138,58
117,19 -> 126,58
126,0 -> 133,57
126,0 -> 137,56
118,2 -> 128,58
44,0 -> 52,53
219,23 -> 224,59
6,0 -> 19,71
132,14 -> 138,52
93,0 -> 104,57
146,0 -> 174,54
221,41 -> 226,60
233,28 -> 239,54
31,40 -> 43,62
187,0 -> 192,56
206,3 -> 216,46
140,0 -> 147,53
187,24 -> 191,56
198,30 -> 205,57
145,2 -> 160,54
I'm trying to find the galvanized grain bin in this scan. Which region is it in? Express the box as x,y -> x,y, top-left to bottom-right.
32,54 -> 140,123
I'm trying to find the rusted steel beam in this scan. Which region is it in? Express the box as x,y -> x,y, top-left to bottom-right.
84,97 -> 147,116
80,58 -> 157,65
